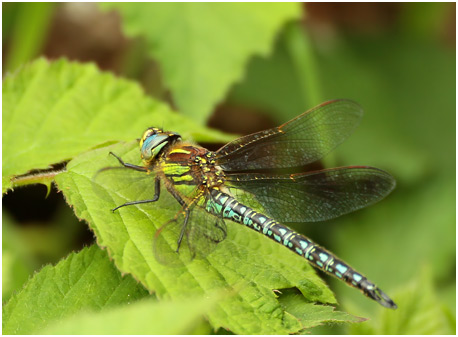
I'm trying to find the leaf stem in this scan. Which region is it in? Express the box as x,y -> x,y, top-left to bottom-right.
11,169 -> 65,190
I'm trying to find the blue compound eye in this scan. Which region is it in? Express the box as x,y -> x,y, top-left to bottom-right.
140,132 -> 169,161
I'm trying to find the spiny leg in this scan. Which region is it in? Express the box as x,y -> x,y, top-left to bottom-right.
164,186 -> 207,253
112,177 -> 161,211
176,209 -> 190,253
109,151 -> 148,172
163,183 -> 190,253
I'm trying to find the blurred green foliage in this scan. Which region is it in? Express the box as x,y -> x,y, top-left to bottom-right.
2,2 -> 455,335
3,3 -> 55,72
41,295 -> 217,335
99,3 -> 301,124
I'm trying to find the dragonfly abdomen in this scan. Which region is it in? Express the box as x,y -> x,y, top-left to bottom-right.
208,189 -> 396,309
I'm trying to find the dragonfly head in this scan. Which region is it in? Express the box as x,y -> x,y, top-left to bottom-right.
139,127 -> 181,163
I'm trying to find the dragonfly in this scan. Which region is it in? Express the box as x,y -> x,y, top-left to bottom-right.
96,99 -> 397,309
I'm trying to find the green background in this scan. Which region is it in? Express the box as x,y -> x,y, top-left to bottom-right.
3,3 -> 455,334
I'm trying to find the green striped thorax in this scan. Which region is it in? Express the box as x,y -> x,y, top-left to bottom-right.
139,127 -> 181,165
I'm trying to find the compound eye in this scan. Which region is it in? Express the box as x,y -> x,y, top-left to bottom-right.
140,131 -> 169,161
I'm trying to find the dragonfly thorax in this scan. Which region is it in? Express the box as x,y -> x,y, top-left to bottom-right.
139,127 -> 181,165
160,145 -> 226,192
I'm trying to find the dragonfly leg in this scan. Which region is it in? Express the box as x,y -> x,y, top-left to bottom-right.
176,209 -> 190,253
168,189 -> 207,253
109,152 -> 148,172
165,183 -> 186,207
112,177 -> 160,212
164,185 -> 206,253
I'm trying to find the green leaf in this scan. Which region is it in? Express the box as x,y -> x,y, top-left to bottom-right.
101,3 -> 301,123
278,289 -> 363,332
350,267 -> 455,334
2,245 -> 149,334
2,58 -> 232,193
54,141 -> 339,334
41,296 -> 217,334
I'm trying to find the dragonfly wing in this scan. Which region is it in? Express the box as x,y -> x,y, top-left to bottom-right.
153,198 -> 227,266
216,99 -> 363,171
153,211 -> 194,266
187,206 -> 227,258
226,166 -> 396,222
92,165 -> 159,208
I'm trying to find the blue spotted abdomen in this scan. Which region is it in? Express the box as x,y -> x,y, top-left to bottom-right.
207,189 -> 396,309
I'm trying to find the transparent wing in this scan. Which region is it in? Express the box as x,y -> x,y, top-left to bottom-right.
153,195 -> 227,266
226,166 -> 396,222
216,99 -> 363,171
92,164 -> 159,210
